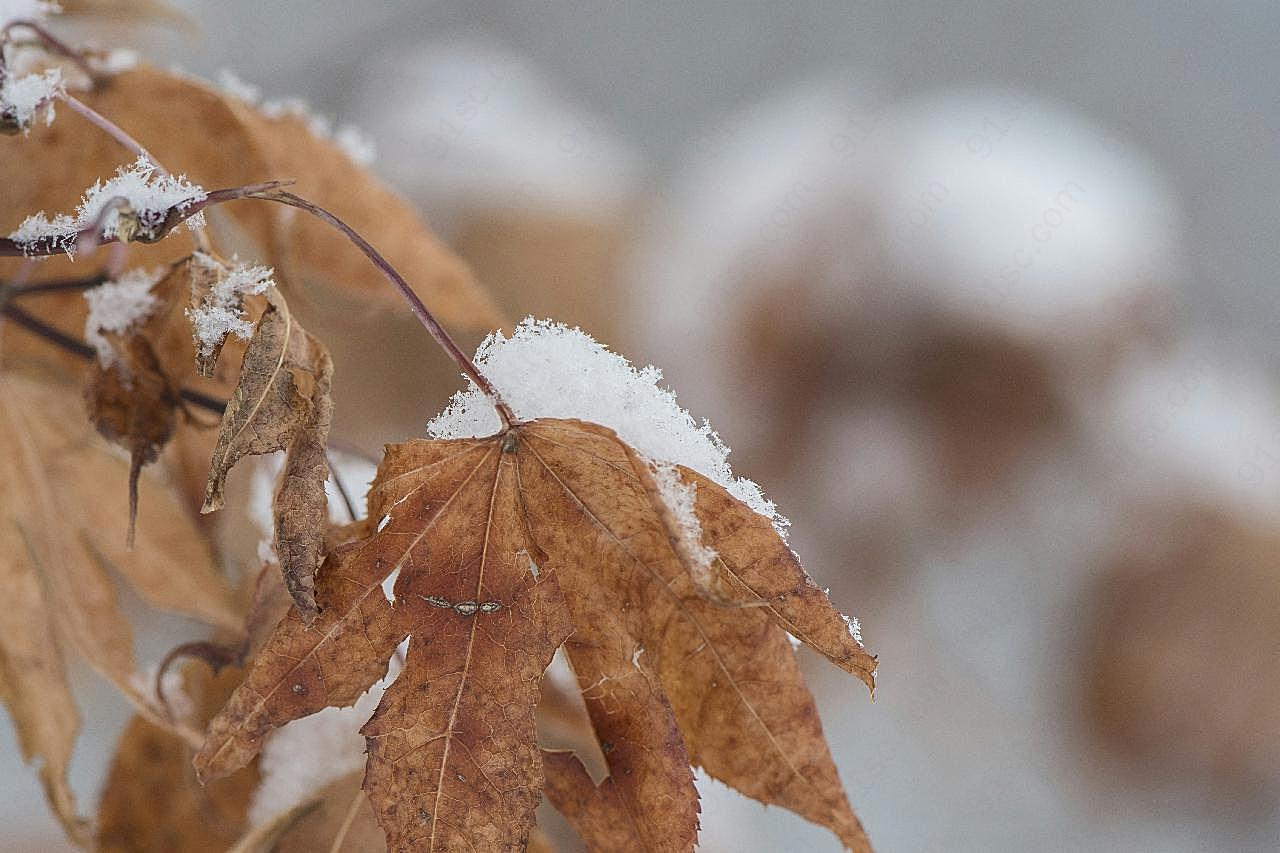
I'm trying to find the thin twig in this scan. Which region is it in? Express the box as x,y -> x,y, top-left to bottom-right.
327,790 -> 366,853
55,94 -> 223,254
58,93 -> 163,171
1,301 -> 94,358
5,271 -> 108,295
247,189 -> 517,430
1,19 -> 100,84
0,299 -> 233,417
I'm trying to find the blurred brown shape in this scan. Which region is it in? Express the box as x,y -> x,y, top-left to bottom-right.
97,666 -> 260,852
1084,509 -> 1280,795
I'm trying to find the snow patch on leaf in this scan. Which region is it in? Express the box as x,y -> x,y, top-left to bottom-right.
841,614 -> 864,646
428,317 -> 789,534
1,67 -> 63,131
185,252 -> 274,358
83,268 -> 163,365
650,461 -> 718,577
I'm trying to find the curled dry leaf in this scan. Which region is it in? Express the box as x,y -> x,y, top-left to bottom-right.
197,418 -> 875,852
201,286 -> 333,618
0,373 -> 237,842
97,666 -> 260,853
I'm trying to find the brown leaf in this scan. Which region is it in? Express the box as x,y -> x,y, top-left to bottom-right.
96,665 -> 260,852
201,286 -> 332,618
0,513 -> 86,846
199,418 -> 874,851
0,373 -> 237,842
86,261 -> 192,540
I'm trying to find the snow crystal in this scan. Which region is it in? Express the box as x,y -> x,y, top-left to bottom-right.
650,461 -> 718,578
427,318 -> 788,534
6,157 -> 206,255
77,156 -> 207,241
7,211 -> 76,254
842,614 -> 864,645
249,647 -> 404,825
0,67 -> 63,131
185,252 -> 274,358
214,67 -> 262,105
83,268 -> 162,365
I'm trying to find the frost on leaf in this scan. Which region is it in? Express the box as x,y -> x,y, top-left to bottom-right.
0,67 -> 64,133
185,251 -> 274,374
199,413 -> 876,852
6,156 -> 207,255
3,63 -> 494,324
84,268 -> 163,366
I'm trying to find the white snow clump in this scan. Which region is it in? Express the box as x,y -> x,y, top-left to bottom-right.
82,267 -> 163,365
427,317 -> 788,536
7,156 -> 207,255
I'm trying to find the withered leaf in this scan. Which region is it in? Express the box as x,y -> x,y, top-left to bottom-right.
0,372 -> 237,840
200,286 -> 333,617
86,261 -> 192,539
199,418 -> 875,851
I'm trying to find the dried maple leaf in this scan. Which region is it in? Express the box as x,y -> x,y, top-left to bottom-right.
197,418 -> 875,852
0,372 -> 237,840
200,285 -> 333,617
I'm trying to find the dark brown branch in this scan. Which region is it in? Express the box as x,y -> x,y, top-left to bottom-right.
0,300 -> 230,417
1,181 -> 289,257
1,300 -> 94,358
6,271 -> 108,295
